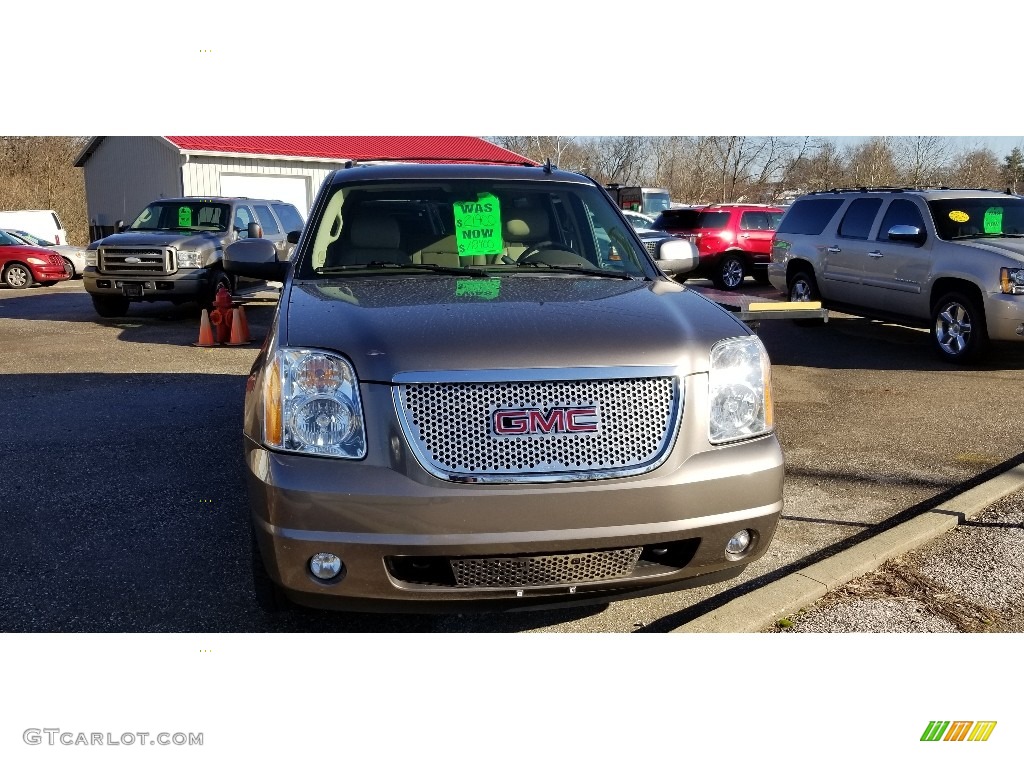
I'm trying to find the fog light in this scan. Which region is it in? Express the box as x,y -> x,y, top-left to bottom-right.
725,530 -> 752,556
309,552 -> 343,580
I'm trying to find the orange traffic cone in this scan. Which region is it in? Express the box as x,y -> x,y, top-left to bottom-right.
235,305 -> 251,343
225,307 -> 251,345
194,308 -> 216,347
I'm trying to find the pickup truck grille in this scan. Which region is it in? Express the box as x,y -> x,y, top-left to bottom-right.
396,376 -> 680,482
98,247 -> 175,275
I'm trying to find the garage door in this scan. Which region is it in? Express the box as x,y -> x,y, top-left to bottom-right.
219,174 -> 310,215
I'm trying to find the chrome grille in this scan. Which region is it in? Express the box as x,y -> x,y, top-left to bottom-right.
396,376 -> 679,481
99,247 -> 174,274
451,547 -> 643,587
643,240 -> 658,256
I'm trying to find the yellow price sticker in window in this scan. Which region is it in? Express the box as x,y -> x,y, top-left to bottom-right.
949,210 -> 969,223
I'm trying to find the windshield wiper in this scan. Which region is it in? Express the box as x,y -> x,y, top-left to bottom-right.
317,261 -> 492,277
514,262 -> 641,280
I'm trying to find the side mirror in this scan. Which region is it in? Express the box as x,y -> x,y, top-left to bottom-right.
651,237 -> 698,277
887,224 -> 926,245
247,222 -> 262,239
224,238 -> 290,281
287,230 -> 301,245
116,220 -> 127,233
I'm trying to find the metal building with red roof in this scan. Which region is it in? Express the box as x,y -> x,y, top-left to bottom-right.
75,136 -> 534,238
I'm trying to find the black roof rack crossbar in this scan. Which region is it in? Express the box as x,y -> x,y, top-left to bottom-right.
340,157 -> 539,168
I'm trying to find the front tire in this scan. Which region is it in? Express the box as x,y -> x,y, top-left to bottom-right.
713,254 -> 745,290
2,262 -> 33,289
91,294 -> 131,318
931,292 -> 987,364
205,268 -> 232,308
62,257 -> 77,278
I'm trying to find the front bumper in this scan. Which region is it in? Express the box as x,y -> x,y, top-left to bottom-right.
245,390 -> 785,612
984,292 -> 1024,341
83,267 -> 214,301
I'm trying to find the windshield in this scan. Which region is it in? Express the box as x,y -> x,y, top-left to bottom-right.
130,202 -> 232,233
7,229 -> 52,246
652,208 -> 702,230
299,180 -> 652,280
642,192 -> 671,214
927,198 -> 1024,240
0,230 -> 27,246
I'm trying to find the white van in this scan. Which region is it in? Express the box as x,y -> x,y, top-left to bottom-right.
0,210 -> 69,245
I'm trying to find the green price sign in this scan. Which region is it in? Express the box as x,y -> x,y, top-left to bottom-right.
983,207 -> 1003,234
178,206 -> 193,227
454,193 -> 502,258
455,278 -> 501,300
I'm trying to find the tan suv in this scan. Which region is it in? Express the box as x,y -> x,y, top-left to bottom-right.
769,188 -> 1024,363
224,162 -> 784,614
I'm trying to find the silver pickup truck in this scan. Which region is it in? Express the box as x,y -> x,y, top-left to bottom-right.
225,162 -> 784,614
83,196 -> 303,317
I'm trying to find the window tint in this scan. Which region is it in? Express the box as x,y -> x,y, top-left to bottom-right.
767,211 -> 783,229
272,203 -> 305,233
776,198 -> 844,235
695,211 -> 731,229
877,200 -> 926,242
740,211 -> 770,230
651,208 -> 701,230
254,205 -> 281,236
837,198 -> 882,240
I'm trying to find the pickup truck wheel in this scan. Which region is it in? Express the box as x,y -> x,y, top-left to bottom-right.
251,527 -> 290,614
931,292 -> 987,364
2,262 -> 33,289
788,270 -> 825,326
91,294 -> 131,318
205,269 -> 232,308
713,254 -> 745,290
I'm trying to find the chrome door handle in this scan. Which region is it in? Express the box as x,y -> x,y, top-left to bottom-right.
826,246 -> 841,254
868,251 -> 883,259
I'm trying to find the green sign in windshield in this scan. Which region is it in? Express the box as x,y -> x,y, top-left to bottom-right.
454,193 -> 502,257
984,207 -> 1003,234
455,278 -> 501,300
178,206 -> 192,227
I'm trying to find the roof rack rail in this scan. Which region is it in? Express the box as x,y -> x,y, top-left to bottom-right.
808,187 -> 908,195
339,157 -> 539,168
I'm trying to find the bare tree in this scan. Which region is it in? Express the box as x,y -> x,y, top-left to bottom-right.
895,136 -> 950,187
845,137 -> 900,187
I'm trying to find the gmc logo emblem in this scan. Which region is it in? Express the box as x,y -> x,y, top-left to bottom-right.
491,406 -> 600,436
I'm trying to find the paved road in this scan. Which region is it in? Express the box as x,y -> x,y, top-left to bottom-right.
2,278 -> 1022,632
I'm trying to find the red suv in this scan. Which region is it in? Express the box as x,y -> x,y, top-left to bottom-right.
0,229 -> 70,289
650,204 -> 784,290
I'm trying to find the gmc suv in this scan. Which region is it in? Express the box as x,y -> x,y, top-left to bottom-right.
83,196 -> 304,317
769,188 -> 1024,363
651,204 -> 784,290
224,162 -> 784,614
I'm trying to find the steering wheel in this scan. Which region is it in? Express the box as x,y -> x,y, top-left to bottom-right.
516,241 -> 579,264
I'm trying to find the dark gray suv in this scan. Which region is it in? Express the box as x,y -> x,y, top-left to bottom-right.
769,188 -> 1024,362
225,162 -> 783,614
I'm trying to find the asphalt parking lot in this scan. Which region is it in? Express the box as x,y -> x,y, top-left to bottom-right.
2,278 -> 1023,632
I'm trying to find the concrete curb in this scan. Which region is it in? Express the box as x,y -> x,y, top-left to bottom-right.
672,463 -> 1024,633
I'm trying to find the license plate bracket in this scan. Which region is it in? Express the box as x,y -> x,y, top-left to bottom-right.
122,283 -> 143,298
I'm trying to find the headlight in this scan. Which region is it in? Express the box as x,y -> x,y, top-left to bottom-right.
86,250 -> 98,267
1000,267 -> 1024,294
708,336 -> 774,444
176,250 -> 204,268
262,349 -> 366,459
27,257 -> 47,265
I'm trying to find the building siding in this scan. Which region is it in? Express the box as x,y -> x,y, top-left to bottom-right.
84,137 -> 182,237
182,157 -> 345,213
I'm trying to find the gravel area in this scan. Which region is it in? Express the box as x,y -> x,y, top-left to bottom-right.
766,489 -> 1024,633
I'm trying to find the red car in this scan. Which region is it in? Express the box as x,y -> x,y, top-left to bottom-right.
0,229 -> 70,289
650,204 -> 785,290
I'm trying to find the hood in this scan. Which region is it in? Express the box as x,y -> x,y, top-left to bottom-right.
282,275 -> 749,382
0,243 -> 60,258
98,231 -> 229,250
961,238 -> 1024,262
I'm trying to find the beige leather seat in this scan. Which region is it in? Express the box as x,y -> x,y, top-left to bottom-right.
503,207 -> 551,262
324,213 -> 408,267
